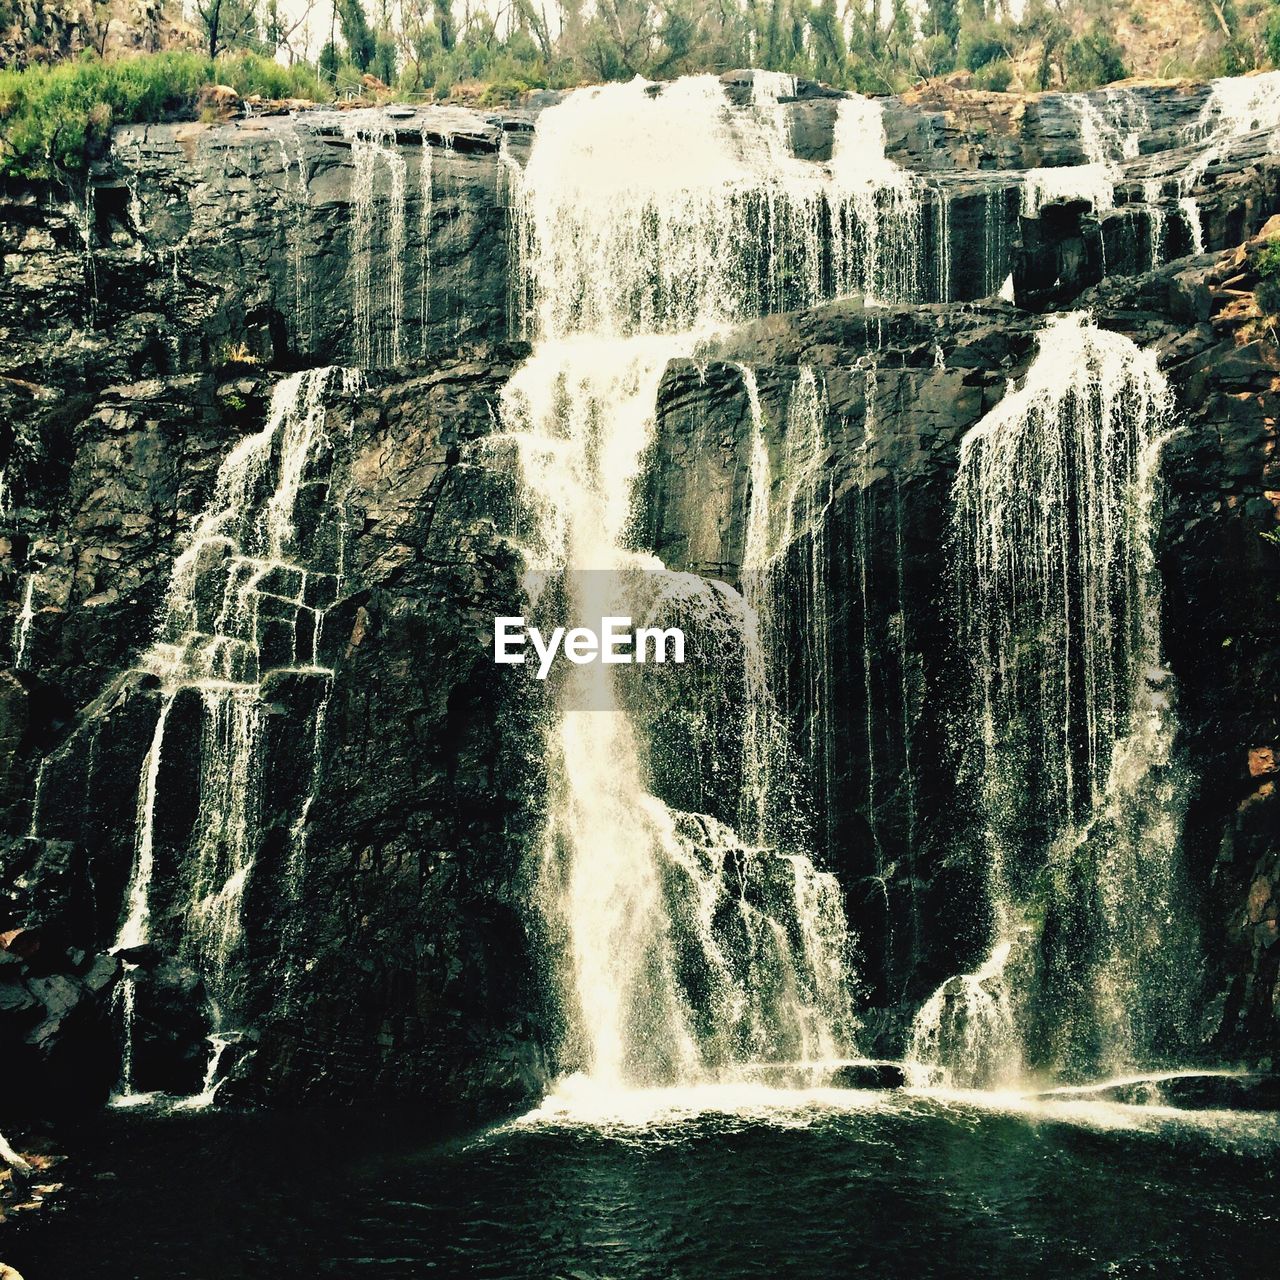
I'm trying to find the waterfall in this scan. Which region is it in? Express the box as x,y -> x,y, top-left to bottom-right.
1179,197 -> 1205,254
11,572 -> 35,669
736,364 -> 833,854
512,75 -> 927,343
418,126 -> 434,347
114,693 -> 175,1096
1021,92 -> 1128,218
505,77 -> 864,1092
107,367 -> 354,1096
344,116 -> 408,366
1021,164 -> 1115,218
1181,69 -> 1280,192
909,314 -> 1195,1085
278,137 -> 313,355
828,97 -> 923,305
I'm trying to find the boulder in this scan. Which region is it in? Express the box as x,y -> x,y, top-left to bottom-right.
830,1062 -> 908,1090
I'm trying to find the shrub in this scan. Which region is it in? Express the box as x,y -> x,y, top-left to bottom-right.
1268,1 -> 1280,65
1255,239 -> 1280,313
1063,25 -> 1127,88
216,51 -> 325,101
0,51 -> 211,179
0,51 -> 327,181
974,58 -> 1015,91
958,20 -> 1007,72
918,33 -> 957,77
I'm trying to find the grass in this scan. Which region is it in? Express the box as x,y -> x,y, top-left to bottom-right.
1255,238 -> 1280,314
0,50 -> 328,181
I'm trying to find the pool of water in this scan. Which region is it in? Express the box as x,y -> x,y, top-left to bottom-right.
4,1080 -> 1278,1278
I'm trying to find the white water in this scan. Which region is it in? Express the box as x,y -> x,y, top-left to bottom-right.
113,694 -> 174,1096
1179,196 -> 1206,254
828,96 -> 923,304
1020,91 -> 1132,218
418,127 -> 434,347
1181,70 -> 1280,193
172,1032 -> 236,1111
516,1069 -> 1280,1139
513,75 -> 926,343
344,116 -> 408,365
1021,163 -> 1116,217
278,136 -> 313,355
11,572 -> 35,668
909,314 -> 1194,1085
108,367 -> 355,1095
115,696 -> 175,956
907,941 -> 1020,1089
1014,75 -> 1280,272
504,76 -> 861,1092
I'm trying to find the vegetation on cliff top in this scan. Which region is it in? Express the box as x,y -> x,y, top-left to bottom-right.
0,49 -> 323,179
215,0 -> 1280,99
5,0 -> 1280,180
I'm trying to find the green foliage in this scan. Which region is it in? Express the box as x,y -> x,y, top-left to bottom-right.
1063,24 -> 1128,88
973,58 -> 1014,91
918,33 -> 958,77
337,0 -> 378,71
1255,239 -> 1280,313
318,41 -> 342,84
373,34 -> 398,86
958,19 -> 1006,71
218,51 -> 325,100
0,50 -> 326,181
925,0 -> 962,43
1267,0 -> 1280,63
0,51 -> 209,179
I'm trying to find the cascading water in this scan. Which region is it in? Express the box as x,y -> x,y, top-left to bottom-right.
1021,93 -> 1127,218
417,125 -> 434,348
278,136 -> 313,356
502,76 -> 880,1093
104,367 -> 355,1099
11,572 -> 35,669
344,116 -> 408,366
1181,70 -> 1280,191
513,75 -> 927,343
828,97 -> 923,305
908,313 -> 1197,1086
1016,77 -> 1280,274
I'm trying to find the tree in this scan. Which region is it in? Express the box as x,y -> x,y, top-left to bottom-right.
807,0 -> 846,84
264,0 -> 319,63
435,0 -> 456,51
337,0 -> 377,70
925,0 -> 961,45
1063,23 -> 1126,88
319,38 -> 342,81
195,0 -> 261,59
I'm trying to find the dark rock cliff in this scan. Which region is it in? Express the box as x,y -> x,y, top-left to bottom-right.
1,74 -> 1278,1116
642,240 -> 1280,1065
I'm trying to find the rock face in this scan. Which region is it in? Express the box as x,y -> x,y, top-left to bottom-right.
644,243 -> 1280,1066
0,0 -> 198,70
2,74 -> 1279,1116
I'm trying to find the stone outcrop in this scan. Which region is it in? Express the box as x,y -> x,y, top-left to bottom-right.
0,0 -> 198,70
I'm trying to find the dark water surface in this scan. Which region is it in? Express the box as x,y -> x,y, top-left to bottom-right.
4,1084 -> 1277,1279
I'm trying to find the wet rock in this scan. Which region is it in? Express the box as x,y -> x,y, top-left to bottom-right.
1041,1073 -> 1280,1111
830,1062 -> 908,1090
124,961 -> 212,1096
1014,201 -> 1104,311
